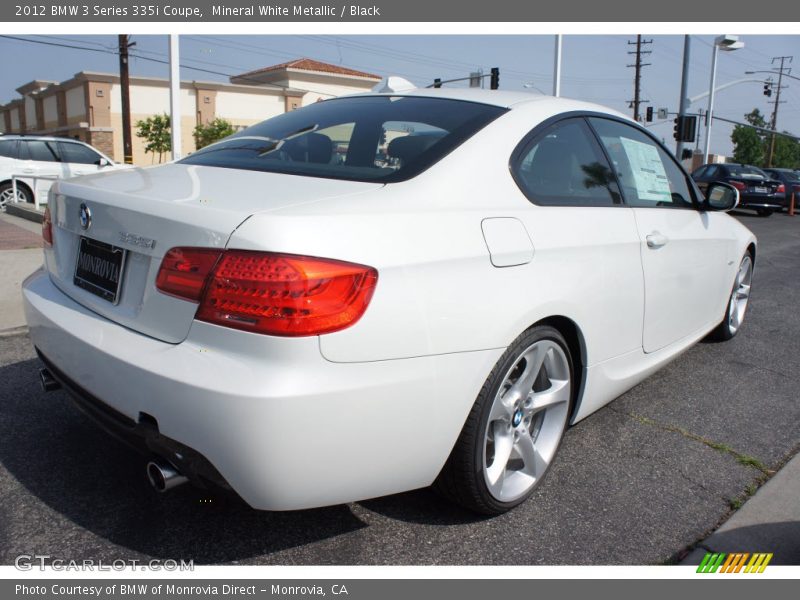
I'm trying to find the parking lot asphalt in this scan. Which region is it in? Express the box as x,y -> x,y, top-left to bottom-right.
0,211 -> 798,566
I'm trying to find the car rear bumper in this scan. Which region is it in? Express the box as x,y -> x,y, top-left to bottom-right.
738,194 -> 784,210
23,267 -> 501,510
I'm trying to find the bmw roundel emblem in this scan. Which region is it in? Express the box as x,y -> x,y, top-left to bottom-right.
79,203 -> 91,230
512,409 -> 523,427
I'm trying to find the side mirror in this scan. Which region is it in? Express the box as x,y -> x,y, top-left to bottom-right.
704,181 -> 739,212
97,157 -> 110,167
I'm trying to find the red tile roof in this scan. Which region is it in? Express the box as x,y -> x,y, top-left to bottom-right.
234,58 -> 381,81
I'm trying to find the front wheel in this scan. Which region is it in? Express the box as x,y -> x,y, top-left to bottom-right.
709,254 -> 753,341
435,326 -> 573,515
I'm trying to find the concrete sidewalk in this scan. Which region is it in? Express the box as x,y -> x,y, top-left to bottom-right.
0,213 -> 43,333
681,451 -> 800,565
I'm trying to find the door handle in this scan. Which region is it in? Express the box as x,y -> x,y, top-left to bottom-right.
646,232 -> 669,249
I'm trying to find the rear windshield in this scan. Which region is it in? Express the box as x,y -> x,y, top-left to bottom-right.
180,96 -> 506,183
726,165 -> 767,179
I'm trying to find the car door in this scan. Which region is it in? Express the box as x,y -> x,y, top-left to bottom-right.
588,117 -> 735,353
57,141 -> 105,177
16,139 -> 63,202
510,117 -> 645,363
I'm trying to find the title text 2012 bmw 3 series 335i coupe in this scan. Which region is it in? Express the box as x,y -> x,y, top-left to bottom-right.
23,88 -> 755,515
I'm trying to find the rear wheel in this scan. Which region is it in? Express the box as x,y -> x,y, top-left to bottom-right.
435,326 -> 573,515
709,254 -> 753,341
0,182 -> 32,210
757,208 -> 773,217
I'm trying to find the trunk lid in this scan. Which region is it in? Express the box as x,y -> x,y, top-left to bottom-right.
46,163 -> 381,343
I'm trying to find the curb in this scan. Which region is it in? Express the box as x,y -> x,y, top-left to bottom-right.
0,325 -> 29,338
5,203 -> 44,224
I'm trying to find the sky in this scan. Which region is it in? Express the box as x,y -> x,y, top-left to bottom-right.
0,34 -> 798,157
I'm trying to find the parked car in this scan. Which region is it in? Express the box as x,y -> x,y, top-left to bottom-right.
0,135 -> 122,209
691,163 -> 784,216
23,89 -> 755,515
762,167 -> 800,209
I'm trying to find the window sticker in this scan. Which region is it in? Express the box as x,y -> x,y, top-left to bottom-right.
619,137 -> 671,203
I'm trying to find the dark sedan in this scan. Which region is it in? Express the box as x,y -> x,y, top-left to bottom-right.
763,168 -> 800,210
692,163 -> 784,216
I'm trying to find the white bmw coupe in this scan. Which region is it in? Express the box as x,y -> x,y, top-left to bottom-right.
23,88 -> 755,514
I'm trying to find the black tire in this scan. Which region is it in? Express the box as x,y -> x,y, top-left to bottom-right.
757,208 -> 773,217
0,182 -> 33,208
434,325 -> 574,515
708,253 -> 753,342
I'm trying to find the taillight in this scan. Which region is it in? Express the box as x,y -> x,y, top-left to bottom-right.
42,206 -> 53,247
729,180 -> 746,191
155,247 -> 222,301
777,184 -> 785,194
156,248 -> 378,337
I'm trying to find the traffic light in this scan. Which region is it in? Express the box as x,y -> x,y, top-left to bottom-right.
764,82 -> 772,97
646,106 -> 653,122
673,116 -> 697,143
490,67 -> 499,90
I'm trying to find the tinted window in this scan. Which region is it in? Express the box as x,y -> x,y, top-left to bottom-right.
726,165 -> 767,179
691,166 -> 708,179
21,140 -> 60,162
705,165 -> 720,179
0,139 -> 18,159
589,117 -> 695,209
513,118 -> 621,206
58,142 -> 101,165
180,96 -> 506,183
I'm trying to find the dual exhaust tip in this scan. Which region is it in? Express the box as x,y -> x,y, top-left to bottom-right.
39,368 -> 188,494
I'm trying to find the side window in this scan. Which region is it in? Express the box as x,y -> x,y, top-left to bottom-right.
513,118 -> 622,206
58,142 -> 102,165
588,117 -> 695,209
0,140 -> 18,159
705,165 -> 720,179
21,140 -> 60,163
692,165 -> 708,179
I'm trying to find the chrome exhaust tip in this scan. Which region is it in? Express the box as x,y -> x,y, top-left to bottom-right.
39,368 -> 61,392
146,460 -> 189,493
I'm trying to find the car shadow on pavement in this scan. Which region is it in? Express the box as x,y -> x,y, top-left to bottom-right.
693,521 -> 800,565
0,357 -> 374,564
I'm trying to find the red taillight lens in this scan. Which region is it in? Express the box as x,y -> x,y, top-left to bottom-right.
729,180 -> 747,191
157,248 -> 378,337
155,247 -> 222,301
42,206 -> 53,247
777,184 -> 785,193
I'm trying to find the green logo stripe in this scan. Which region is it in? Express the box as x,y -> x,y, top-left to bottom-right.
697,552 -> 727,573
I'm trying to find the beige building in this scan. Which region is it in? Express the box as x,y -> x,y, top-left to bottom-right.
0,59 -> 381,165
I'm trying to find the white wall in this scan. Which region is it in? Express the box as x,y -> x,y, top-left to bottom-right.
43,95 -> 58,126
10,108 -> 20,130
216,90 -> 284,123
65,86 -> 86,120
24,97 -> 36,130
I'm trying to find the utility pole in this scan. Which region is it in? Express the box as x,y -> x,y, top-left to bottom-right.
676,35 -> 691,159
118,35 -> 134,164
627,35 -> 652,122
766,55 -> 792,167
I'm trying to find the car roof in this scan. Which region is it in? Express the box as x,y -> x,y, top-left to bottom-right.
347,87 -> 631,119
0,134 -> 87,142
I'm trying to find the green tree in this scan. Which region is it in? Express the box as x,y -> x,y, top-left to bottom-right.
769,134 -> 800,169
193,118 -> 236,150
730,108 -> 767,166
135,113 -> 171,163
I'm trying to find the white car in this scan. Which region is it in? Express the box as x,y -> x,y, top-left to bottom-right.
22,89 -> 755,514
0,135 -> 120,209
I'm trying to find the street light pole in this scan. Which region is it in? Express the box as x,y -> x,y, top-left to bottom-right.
553,34 -> 562,97
702,35 -> 744,165
169,34 -> 182,161
676,35 -> 691,158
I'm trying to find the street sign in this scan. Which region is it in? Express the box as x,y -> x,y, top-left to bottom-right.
657,108 -> 669,119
